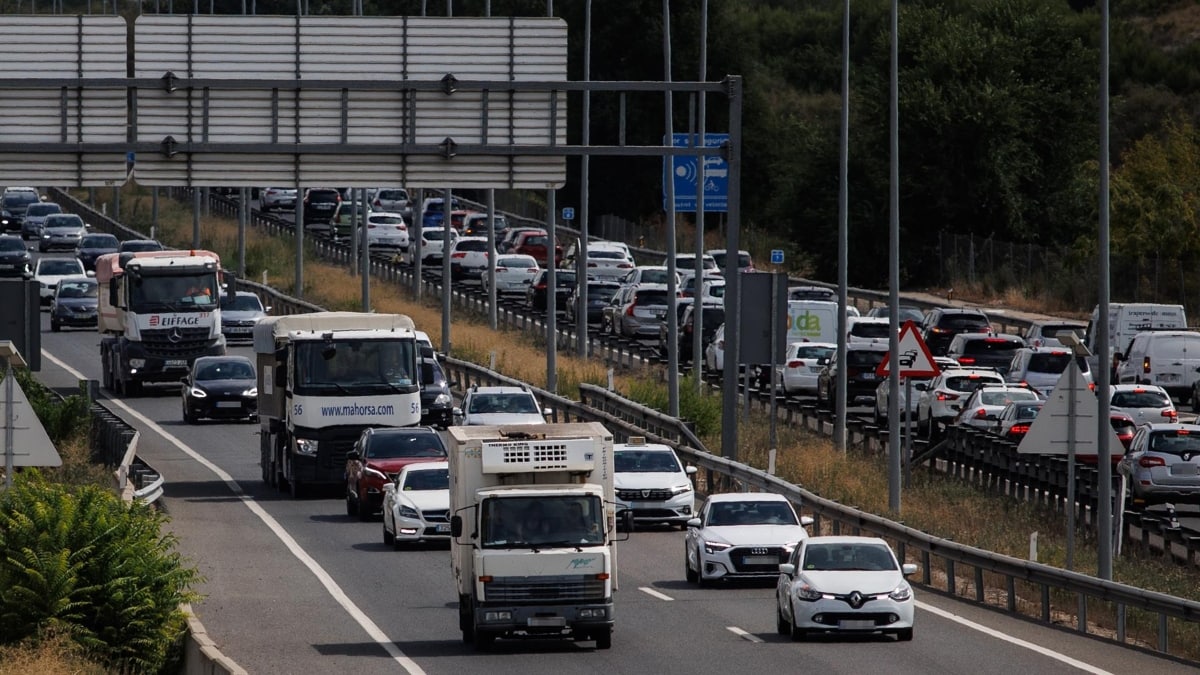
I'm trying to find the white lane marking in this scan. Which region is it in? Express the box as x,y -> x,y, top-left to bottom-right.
726,626 -> 764,643
917,601 -> 1114,674
638,586 -> 674,601
44,350 -> 426,675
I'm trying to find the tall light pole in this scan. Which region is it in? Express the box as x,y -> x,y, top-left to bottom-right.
1097,0 -> 1113,582
663,0 -> 680,418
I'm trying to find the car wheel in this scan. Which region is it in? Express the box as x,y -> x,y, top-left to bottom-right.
289,476 -> 305,499
182,401 -> 195,425
382,522 -> 395,546
873,404 -> 883,426
685,549 -> 698,584
896,627 -> 913,641
788,602 -> 807,641
776,599 -> 790,636
472,629 -> 496,651
1193,386 -> 1200,414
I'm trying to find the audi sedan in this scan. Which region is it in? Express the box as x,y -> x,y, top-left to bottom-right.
181,356 -> 258,424
684,492 -> 812,586
381,461 -> 451,548
775,536 -> 917,641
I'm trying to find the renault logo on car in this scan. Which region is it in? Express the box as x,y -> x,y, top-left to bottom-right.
847,591 -> 865,609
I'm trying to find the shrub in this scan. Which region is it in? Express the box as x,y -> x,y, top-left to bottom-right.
0,473 -> 200,673
6,370 -> 90,445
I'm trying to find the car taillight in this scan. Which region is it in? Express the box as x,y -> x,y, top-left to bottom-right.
973,408 -> 988,419
588,262 -> 598,267
618,262 -> 634,268
717,340 -> 724,349
1163,408 -> 1178,420
931,327 -> 949,333
1009,423 -> 1031,435
527,267 -> 538,273
936,392 -> 959,401
495,266 -> 507,272
846,367 -> 861,378
1140,456 -> 1166,468
373,198 -> 381,206
958,357 -> 976,364
451,252 -> 466,259
367,224 -> 377,229
1143,356 -> 1151,374
787,359 -> 803,369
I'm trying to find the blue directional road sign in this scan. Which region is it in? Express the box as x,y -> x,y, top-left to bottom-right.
770,249 -> 784,265
561,207 -> 575,221
663,133 -> 728,213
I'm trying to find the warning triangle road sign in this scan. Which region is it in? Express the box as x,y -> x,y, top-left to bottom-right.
3,377 -> 62,468
876,320 -> 941,378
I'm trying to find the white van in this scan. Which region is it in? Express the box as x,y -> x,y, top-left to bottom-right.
1085,303 -> 1187,365
786,300 -> 840,344
1114,330 -> 1200,404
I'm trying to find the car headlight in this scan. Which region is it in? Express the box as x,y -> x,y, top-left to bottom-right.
242,387 -> 257,397
795,583 -> 823,602
670,484 -> 692,496
889,584 -> 912,602
188,387 -> 207,398
295,438 -> 319,455
42,233 -> 50,239
433,393 -> 452,406
398,505 -> 419,519
703,540 -> 731,554
129,358 -> 146,368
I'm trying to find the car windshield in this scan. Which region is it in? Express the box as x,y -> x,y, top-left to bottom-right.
424,229 -> 452,241
636,269 -> 672,284
122,241 -> 162,252
45,215 -> 84,229
944,375 -> 1002,391
27,204 -> 60,216
940,315 -> 990,331
795,345 -> 834,359
590,250 -> 626,260
635,290 -> 670,306
1028,352 -> 1088,374
1149,431 -> 1200,456
851,323 -> 891,339
195,360 -> 255,381
81,234 -> 118,248
295,339 -> 416,390
456,240 -> 488,252
370,215 -> 405,225
706,500 -> 798,526
400,467 -> 449,491
588,285 -> 619,298
1011,403 -> 1044,419
3,194 -> 37,207
220,295 -> 263,311
0,238 -> 24,252
377,189 -> 407,201
57,281 -> 97,298
698,307 -> 726,326
802,543 -> 897,572
846,350 -> 886,368
365,432 -> 447,459
615,450 -> 681,473
980,390 -> 1038,406
499,256 -> 537,268
38,260 -> 83,275
467,393 -> 539,414
1112,390 -> 1171,408
962,338 -> 1023,356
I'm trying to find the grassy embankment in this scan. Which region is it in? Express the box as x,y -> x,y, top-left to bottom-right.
96,183 -> 1200,657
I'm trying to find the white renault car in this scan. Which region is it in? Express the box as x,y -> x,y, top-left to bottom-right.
684,492 -> 812,586
454,385 -> 550,426
614,437 -> 697,528
775,535 -> 917,641
381,461 -> 451,548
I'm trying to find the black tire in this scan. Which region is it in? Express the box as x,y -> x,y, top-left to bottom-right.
896,627 -> 913,641
789,611 -> 807,641
50,320 -> 60,332
1193,386 -> 1200,414
776,601 -> 790,636
685,550 -> 698,584
472,629 -> 495,651
382,522 -> 395,546
125,379 -> 143,397
289,476 -> 305,499
182,401 -> 195,425
594,627 -> 612,650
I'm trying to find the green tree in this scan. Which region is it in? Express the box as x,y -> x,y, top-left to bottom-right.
1111,118 -> 1200,262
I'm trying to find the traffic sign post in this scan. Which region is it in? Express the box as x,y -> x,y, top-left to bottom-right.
770,249 -> 784,265
875,320 -> 940,378
561,207 -> 575,221
662,133 -> 729,213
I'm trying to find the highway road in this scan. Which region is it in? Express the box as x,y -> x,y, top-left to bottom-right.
25,259 -> 1198,675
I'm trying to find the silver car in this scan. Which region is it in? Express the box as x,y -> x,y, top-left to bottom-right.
220,291 -> 269,342
1118,423 -> 1200,507
38,214 -> 88,252
605,283 -> 675,338
259,187 -> 297,212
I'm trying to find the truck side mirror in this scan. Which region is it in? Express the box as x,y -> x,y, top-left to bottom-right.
346,450 -> 360,462
450,515 -> 463,538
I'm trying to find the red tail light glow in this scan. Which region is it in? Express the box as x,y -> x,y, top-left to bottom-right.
1009,423 -> 1031,436
787,360 -> 803,369
1140,456 -> 1166,468
936,392 -> 959,402
958,357 -> 977,364
1163,408 -> 1178,420
973,408 -> 988,419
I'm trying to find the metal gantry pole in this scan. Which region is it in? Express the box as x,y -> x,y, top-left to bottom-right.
577,0 -> 592,358
692,0 -> 708,391
887,0 -> 902,512
350,187 -> 359,277
547,189 -> 558,393
487,190 -> 497,330
720,76 -> 744,462
663,0 -> 680,418
294,179 -> 303,298
237,188 -> 247,277
1097,0 -> 1114,581
442,188 -> 452,354
192,189 -> 201,248
834,0 -> 853,452
413,188 -> 423,299
360,188 -> 369,312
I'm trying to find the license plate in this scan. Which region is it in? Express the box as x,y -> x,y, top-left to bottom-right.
838,619 -> 876,630
216,401 -> 242,409
744,555 -> 778,566
0,264 -> 11,269
228,326 -> 251,333
435,523 -> 451,533
1171,463 -> 1198,476
165,359 -> 188,368
527,616 -> 566,628
861,373 -> 876,381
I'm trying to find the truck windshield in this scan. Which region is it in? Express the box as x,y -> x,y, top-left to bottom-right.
295,339 -> 416,393
130,273 -> 219,311
480,495 -> 605,549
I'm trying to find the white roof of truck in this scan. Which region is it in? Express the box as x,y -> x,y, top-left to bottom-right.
447,421 -> 611,444
253,311 -> 416,353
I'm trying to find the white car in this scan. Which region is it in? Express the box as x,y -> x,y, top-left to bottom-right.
448,235 -> 490,280
580,246 -> 636,281
684,492 -> 813,586
381,460 -> 451,548
667,253 -> 719,275
613,438 -> 697,528
370,187 -> 410,215
775,342 -> 836,395
846,316 -> 892,345
258,187 -> 297,212
914,368 -> 1006,439
483,254 -> 539,295
704,324 -> 726,373
33,257 -> 87,304
775,536 -> 917,641
418,226 -> 458,263
952,384 -> 1043,430
1109,384 -> 1178,426
364,211 -> 409,253
454,385 -> 550,426
618,265 -> 678,290
873,355 -> 959,424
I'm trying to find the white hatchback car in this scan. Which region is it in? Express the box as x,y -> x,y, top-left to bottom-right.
33,257 -> 87,304
914,368 -> 1006,439
704,324 -> 726,373
684,492 -> 812,586
1109,384 -> 1178,426
775,342 -> 836,395
448,236 -> 490,280
483,254 -> 539,295
775,536 -> 917,641
417,226 -> 459,263
364,211 -> 409,253
580,243 -> 636,281
952,384 -> 1043,430
381,460 -> 450,548
614,438 -> 697,528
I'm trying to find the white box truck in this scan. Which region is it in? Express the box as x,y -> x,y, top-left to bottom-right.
448,422 -> 621,650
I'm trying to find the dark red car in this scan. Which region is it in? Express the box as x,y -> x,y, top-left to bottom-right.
345,427 -> 447,520
512,229 -> 563,267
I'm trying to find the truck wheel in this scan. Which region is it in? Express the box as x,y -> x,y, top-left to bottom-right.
290,477 -> 305,499
594,628 -> 612,650
50,320 -> 60,332
472,629 -> 495,651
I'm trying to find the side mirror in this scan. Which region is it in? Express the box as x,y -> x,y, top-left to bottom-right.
265,306 -> 273,313
800,515 -> 814,527
901,563 -> 918,576
541,407 -> 552,417
685,517 -> 702,528
452,407 -> 462,416
181,376 -> 190,384
86,270 -> 96,278
779,563 -> 796,575
450,515 -> 463,538
382,483 -> 395,495
685,465 -> 697,475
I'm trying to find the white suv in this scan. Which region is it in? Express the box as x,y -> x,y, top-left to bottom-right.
614,438 -> 697,528
454,385 -> 549,426
914,368 -> 1005,440
448,236 -> 490,280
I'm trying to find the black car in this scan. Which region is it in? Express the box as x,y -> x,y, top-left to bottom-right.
815,344 -> 890,412
526,269 -> 576,313
566,279 -> 621,326
680,302 -> 725,363
419,358 -> 453,428
2,192 -> 39,234
303,188 -> 342,227
181,356 -> 258,423
920,307 -> 992,356
119,239 -> 164,254
76,232 -> 120,271
0,234 -> 31,278
50,277 -> 99,331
